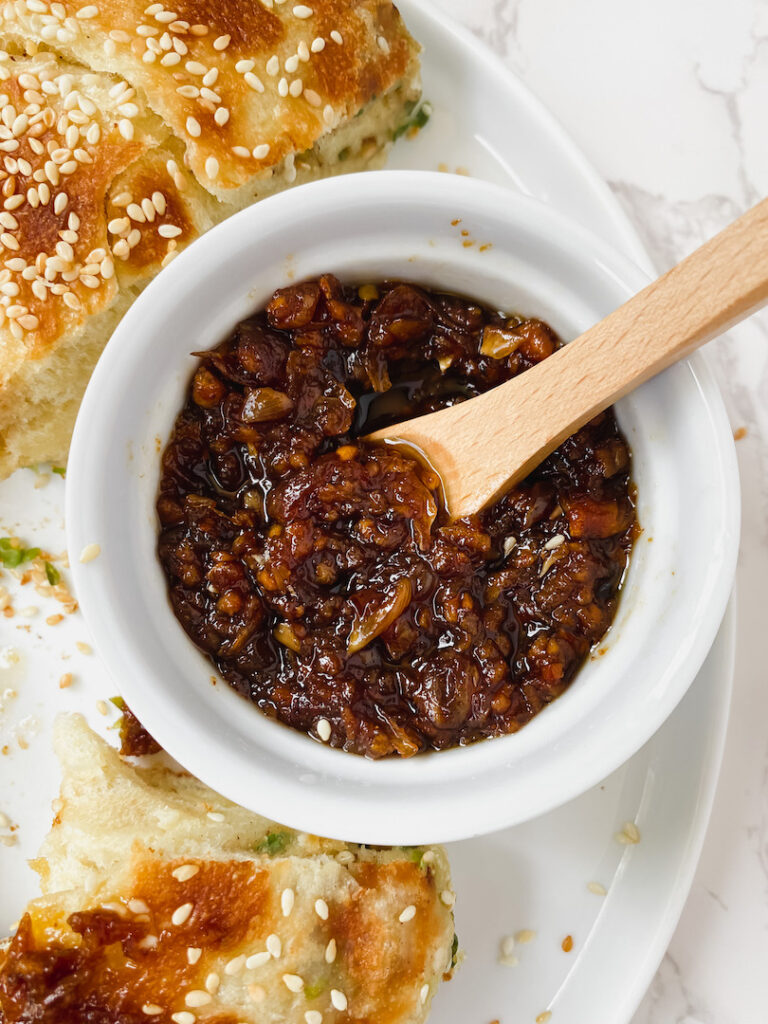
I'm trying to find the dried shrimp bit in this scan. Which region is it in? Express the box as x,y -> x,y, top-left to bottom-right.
347,578 -> 412,654
241,387 -> 294,423
479,324 -> 525,359
274,621 -> 303,653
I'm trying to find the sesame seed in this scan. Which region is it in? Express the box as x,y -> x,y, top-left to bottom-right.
252,143 -> 270,160
205,156 -> 219,179
232,145 -> 250,158
544,534 -> 565,550
58,671 -> 73,688
440,890 -> 455,907
213,34 -> 230,50
281,887 -> 295,916
142,1005 -> 163,1016
246,950 -> 271,969
323,104 -> 335,125
202,68 -> 219,87
314,898 -> 329,920
185,60 -> 207,76
399,905 -> 416,923
95,699 -> 108,715
141,198 -> 156,221
330,30 -> 342,43
63,290 -> 82,309
172,864 -> 199,882
171,902 -> 194,926
305,1013 -> 322,1024
76,641 -> 93,655
176,85 -> 199,98
335,850 -> 354,864
79,543 -> 101,563
293,5 -> 313,17
187,946 -> 201,964
283,974 -> 304,993
152,191 -> 167,215
118,102 -> 139,118
587,881 -> 607,895
127,202 -> 146,222
285,54 -> 299,73
19,311 -> 40,328
615,821 -> 641,845
214,107 -> 229,126
200,87 -> 221,102
500,934 -> 516,958
377,35 -> 390,54
266,933 -> 281,958
161,52 -> 181,66
185,991 -> 212,1008
244,71 -> 264,92
158,224 -> 182,238
536,1014 -> 552,1024
278,77 -> 289,97
128,898 -> 150,915
420,984 -> 429,1004
205,972 -> 220,994
304,89 -> 322,107
76,4 -> 99,17
324,938 -> 336,963
0,232 -> 18,250
330,990 -> 347,1012
186,116 -> 201,137
266,54 -> 280,76
171,1015 -> 195,1024
225,954 -> 247,975
515,928 -> 537,944
235,59 -> 255,73
311,36 -> 325,52
289,79 -> 303,97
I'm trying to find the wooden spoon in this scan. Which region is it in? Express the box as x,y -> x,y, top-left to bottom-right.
366,197 -> 768,518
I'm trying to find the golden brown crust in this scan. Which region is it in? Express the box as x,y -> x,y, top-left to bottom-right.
0,718 -> 455,1024
2,0 -> 420,195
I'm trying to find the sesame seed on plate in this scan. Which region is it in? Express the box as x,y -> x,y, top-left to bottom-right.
398,905 -> 416,923
587,881 -> 607,895
283,974 -> 304,993
515,928 -> 537,944
281,887 -> 295,916
314,898 -> 329,920
171,902 -> 194,926
330,990 -> 347,1012
79,543 -> 101,563
324,938 -> 336,963
172,864 -> 199,882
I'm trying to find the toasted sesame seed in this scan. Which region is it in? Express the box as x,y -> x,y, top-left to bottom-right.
152,191 -> 167,215
171,902 -> 194,926
289,79 -> 303,97
311,898 -> 329,920
419,984 -> 429,1004
266,933 -> 281,958
330,990 -> 347,1012
500,934 -> 516,957
536,1013 -> 552,1024
515,928 -> 537,944
330,30 -> 342,43
205,972 -> 220,994
252,143 -> 270,160
399,905 -> 416,923
305,1013 -> 322,1024
615,821 -> 641,845
76,5 -> 99,17
118,102 -> 139,118
18,314 -> 39,331
128,899 -> 150,915
176,84 -> 199,98
187,946 -> 201,965
214,106 -> 230,126
171,1014 -> 195,1024
186,116 -> 201,137
79,543 -> 101,563
281,887 -> 295,916
95,699 -> 108,715
377,35 -> 390,54
304,89 -> 322,107
293,5 -> 313,17
76,641 -> 93,655
236,59 -> 255,73
310,36 -> 325,52
285,54 -> 299,73
142,1005 -> 163,1016
266,54 -> 280,76
172,864 -> 199,882
323,104 -> 335,125
283,973 -> 304,993
440,890 -> 455,907
205,156 -> 219,179
232,145 -> 250,158
225,954 -> 247,975
161,52 -> 181,66
324,938 -> 336,963
186,60 -> 207,76
185,991 -> 212,1008
213,34 -> 230,50
587,881 -> 607,895
246,950 -> 271,969
159,224 -> 182,238
118,119 -> 134,140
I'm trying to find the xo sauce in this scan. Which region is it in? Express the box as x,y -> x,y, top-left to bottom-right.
157,276 -> 637,758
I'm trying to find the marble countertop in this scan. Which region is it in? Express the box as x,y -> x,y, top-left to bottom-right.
439,0 -> 767,1020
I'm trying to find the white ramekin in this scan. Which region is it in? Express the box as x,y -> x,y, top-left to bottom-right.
66,171 -> 739,845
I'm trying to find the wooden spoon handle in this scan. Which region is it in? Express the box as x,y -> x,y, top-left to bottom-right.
370,196 -> 768,518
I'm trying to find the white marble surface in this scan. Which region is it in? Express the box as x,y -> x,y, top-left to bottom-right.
438,0 -> 767,1020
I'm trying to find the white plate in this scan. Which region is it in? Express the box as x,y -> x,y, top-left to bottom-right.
0,2 -> 733,1021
